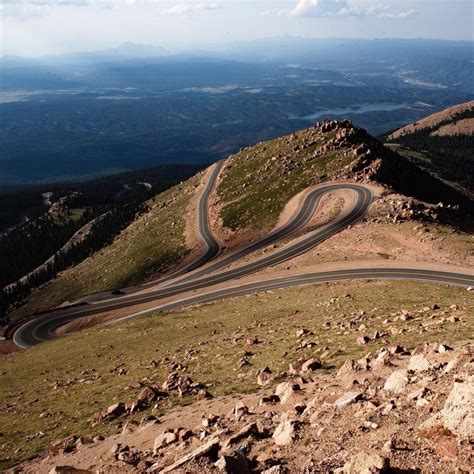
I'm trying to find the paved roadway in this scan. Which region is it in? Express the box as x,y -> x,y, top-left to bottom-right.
12,171 -> 474,348
14,267 -> 474,347
73,160 -> 225,304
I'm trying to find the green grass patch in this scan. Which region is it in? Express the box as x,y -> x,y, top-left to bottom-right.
217,131 -> 354,232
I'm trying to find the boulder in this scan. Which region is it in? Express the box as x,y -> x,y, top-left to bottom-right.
273,419 -> 298,446
234,401 -> 249,421
334,391 -> 363,409
196,389 -> 213,400
357,336 -> 370,346
106,402 -> 125,417
336,452 -> 389,473
257,367 -> 273,386
215,455 -> 251,473
337,359 -> 359,378
383,369 -> 408,394
440,376 -> 474,440
408,354 -> 432,373
178,429 -> 194,441
275,382 -> 301,404
288,358 -> 306,375
223,423 -> 259,448
301,358 -> 322,373
158,436 -> 220,473
153,431 -> 178,453
51,436 -> 77,453
260,395 -> 280,406
136,386 -> 157,405
121,420 -> 139,434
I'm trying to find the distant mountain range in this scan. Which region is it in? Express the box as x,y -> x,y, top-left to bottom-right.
63,42 -> 170,61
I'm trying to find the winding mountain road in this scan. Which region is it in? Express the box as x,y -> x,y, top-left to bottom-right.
12,163 -> 474,348
73,160 -> 225,304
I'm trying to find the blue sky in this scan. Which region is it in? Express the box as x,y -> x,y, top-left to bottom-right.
1,0 -> 473,56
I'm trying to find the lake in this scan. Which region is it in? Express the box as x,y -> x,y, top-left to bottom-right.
294,102 -> 410,121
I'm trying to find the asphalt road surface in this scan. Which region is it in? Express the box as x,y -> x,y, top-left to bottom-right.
12,172 -> 474,348
13,267 -> 474,348
73,160 -> 225,304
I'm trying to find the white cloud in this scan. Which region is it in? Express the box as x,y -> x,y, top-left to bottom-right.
290,0 -> 347,17
161,2 -> 220,16
289,0 -> 415,18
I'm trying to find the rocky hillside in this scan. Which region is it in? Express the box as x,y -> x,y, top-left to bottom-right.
384,101 -> 474,196
18,340 -> 474,473
2,277 -> 472,471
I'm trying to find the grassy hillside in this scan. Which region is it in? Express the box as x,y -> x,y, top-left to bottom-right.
9,119 -> 472,321
1,279 -> 472,469
217,119 -> 472,234
9,174 -> 201,319
216,120 -> 390,233
217,126 -> 355,231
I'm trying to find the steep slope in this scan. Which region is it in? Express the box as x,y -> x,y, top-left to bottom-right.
7,119 -> 472,323
1,280 -> 472,471
7,174 -> 202,320
384,100 -> 474,195
2,120 -> 473,472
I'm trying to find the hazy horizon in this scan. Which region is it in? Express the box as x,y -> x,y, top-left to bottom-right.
2,0 -> 473,57
2,36 -> 474,60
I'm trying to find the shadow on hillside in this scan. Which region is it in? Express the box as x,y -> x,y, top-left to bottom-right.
377,146 -> 474,233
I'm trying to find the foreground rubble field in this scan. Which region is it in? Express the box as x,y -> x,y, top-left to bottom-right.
20,340 -> 473,473
4,279 -> 471,473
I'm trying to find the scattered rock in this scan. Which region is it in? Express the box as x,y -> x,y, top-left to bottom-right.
260,395 -> 280,406
157,436 -> 220,473
136,386 -> 157,405
408,354 -> 433,373
337,359 -> 359,378
257,367 -> 273,386
334,391 -> 363,409
106,402 -> 125,417
215,454 -> 251,473
301,358 -> 322,373
356,336 -> 370,346
440,376 -> 474,440
223,423 -> 259,448
196,389 -> 213,400
234,401 -> 249,421
153,431 -> 178,453
275,382 -> 301,404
